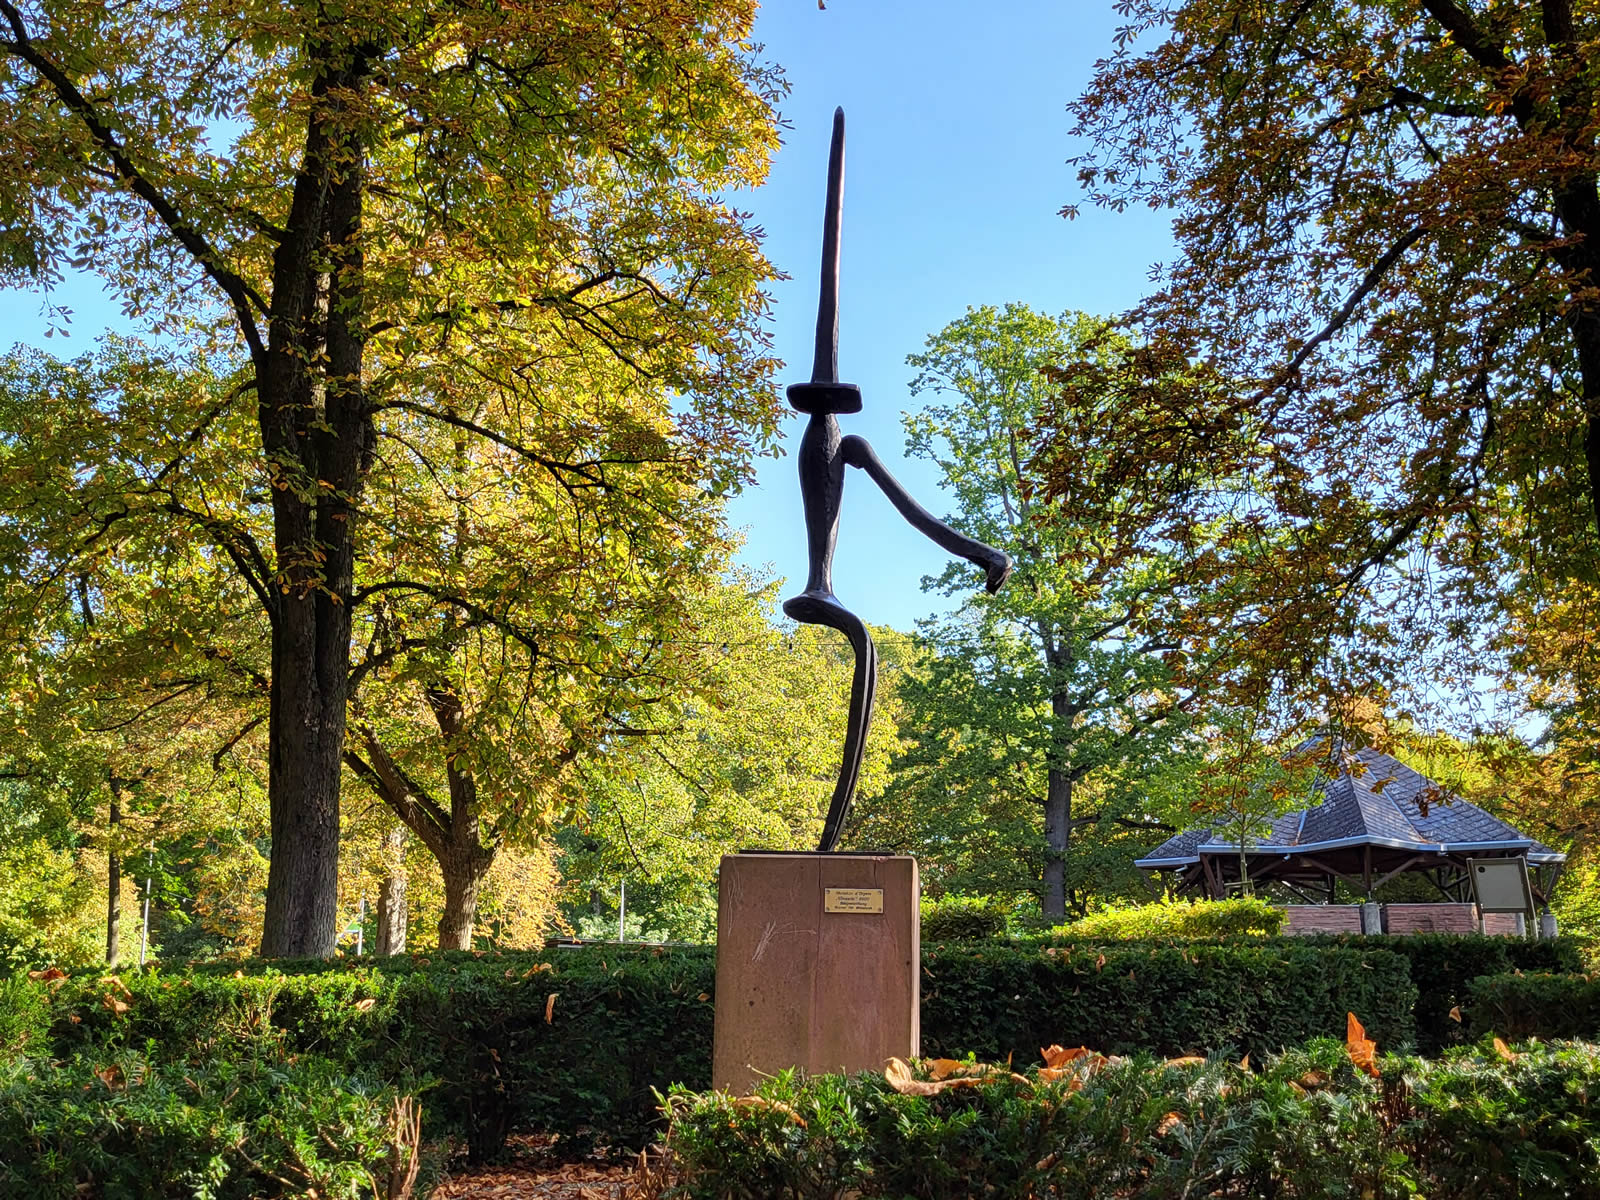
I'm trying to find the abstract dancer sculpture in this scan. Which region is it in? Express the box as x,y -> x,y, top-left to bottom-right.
786,109 -> 1013,852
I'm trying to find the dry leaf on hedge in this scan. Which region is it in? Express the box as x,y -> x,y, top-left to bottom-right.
94,1064 -> 123,1089
545,993 -> 558,1024
1448,1006 -> 1462,1022
1094,954 -> 1106,971
1041,1045 -> 1094,1068
1294,1070 -> 1329,1092
1492,1037 -> 1517,1063
522,963 -> 553,977
354,998 -> 377,1012
1156,1111 -> 1183,1135
1165,1056 -> 1206,1068
1346,1013 -> 1380,1077
27,967 -> 66,983
1239,1054 -> 1250,1072
101,993 -> 130,1015
884,1056 -> 944,1096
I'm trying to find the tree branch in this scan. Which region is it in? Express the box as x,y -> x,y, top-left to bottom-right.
0,0 -> 267,361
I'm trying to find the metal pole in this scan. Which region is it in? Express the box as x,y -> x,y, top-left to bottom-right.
138,844 -> 153,967
618,879 -> 626,943
357,897 -> 365,957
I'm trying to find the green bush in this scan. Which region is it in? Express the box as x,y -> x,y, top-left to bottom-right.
1044,897 -> 1286,941
921,942 -> 1416,1061
28,946 -> 716,1159
921,895 -> 1010,942
0,941 -> 1424,1159
0,1051 -> 429,1198
0,974 -> 47,1059
1467,971 -> 1600,1040
1287,934 -> 1584,1052
652,1039 -> 1600,1200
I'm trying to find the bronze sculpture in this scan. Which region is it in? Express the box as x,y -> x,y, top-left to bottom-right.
786,109 -> 1012,852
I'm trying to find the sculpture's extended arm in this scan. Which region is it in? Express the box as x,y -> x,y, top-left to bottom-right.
841,435 -> 1012,592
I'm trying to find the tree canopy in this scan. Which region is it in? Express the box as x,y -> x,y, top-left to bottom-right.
0,0 -> 785,954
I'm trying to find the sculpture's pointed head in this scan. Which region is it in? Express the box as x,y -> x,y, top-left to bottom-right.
789,107 -> 860,416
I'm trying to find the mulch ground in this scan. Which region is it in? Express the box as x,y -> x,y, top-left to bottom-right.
427,1136 -> 646,1199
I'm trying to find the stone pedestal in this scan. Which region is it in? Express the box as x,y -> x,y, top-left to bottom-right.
712,853 -> 918,1094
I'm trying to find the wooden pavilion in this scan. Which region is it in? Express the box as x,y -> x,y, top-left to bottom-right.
1135,746 -> 1565,907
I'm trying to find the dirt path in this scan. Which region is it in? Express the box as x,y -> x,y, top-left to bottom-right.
429,1159 -> 634,1199
427,1137 -> 648,1199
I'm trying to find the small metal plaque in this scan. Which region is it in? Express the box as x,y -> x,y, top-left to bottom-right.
824,887 -> 883,914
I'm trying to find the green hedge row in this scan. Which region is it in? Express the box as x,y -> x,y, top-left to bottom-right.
1468,972 -> 1600,1040
1282,934 -> 1581,1052
652,1039 -> 1600,1200
1042,897 -> 1287,940
0,1051 -> 429,1198
922,942 -> 1416,1061
2,936 -> 1567,1160
991,933 -> 1583,1053
28,947 -> 716,1159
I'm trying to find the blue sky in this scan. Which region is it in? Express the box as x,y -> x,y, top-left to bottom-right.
729,0 -> 1173,630
0,0 -> 1175,632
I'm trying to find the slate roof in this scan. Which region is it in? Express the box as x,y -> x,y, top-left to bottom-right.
1135,746 -> 1565,867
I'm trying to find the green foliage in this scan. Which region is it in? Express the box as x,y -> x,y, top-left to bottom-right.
654,1039 -> 1600,1199
19,947 -> 717,1159
921,895 -> 1011,943
0,976 -> 47,1059
855,305 -> 1198,920
0,940 -> 1445,1158
559,584 -> 909,944
0,1051 -> 427,1198
1046,898 -> 1285,941
1467,973 -> 1600,1041
921,943 -> 1416,1062
1287,934 -> 1583,1054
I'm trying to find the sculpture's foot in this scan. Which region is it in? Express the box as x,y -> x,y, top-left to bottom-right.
982,551 -> 1013,595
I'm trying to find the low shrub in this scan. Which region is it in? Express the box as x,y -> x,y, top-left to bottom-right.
650,1039 -> 1600,1200
1287,934 -> 1584,1052
0,974 -> 47,1058
921,895 -> 1009,942
0,1051 -> 429,1198
1467,971 -> 1600,1040
1,941 -> 1418,1157
1043,897 -> 1286,941
26,946 -> 716,1158
921,942 -> 1416,1061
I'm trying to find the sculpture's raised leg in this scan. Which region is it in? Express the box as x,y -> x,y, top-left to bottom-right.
840,435 -> 1012,593
782,589 -> 878,852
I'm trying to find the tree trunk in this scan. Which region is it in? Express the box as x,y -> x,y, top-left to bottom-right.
1042,769 -> 1070,921
1041,631 -> 1075,923
256,69 -> 371,958
105,779 -> 121,966
376,827 -> 408,956
259,605 -> 348,957
438,848 -> 485,951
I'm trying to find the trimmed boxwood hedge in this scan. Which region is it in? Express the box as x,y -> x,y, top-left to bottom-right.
0,1051 -> 428,1198
1281,934 -> 1583,1051
652,1038 -> 1600,1200
1467,971 -> 1600,1040
4,936 -> 1539,1157
32,947 -> 717,1159
921,942 -> 1415,1061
